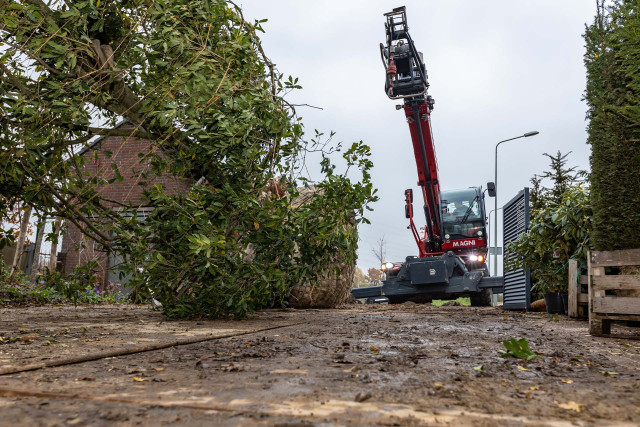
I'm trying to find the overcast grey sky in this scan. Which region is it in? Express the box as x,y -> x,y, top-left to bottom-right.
240,1 -> 596,273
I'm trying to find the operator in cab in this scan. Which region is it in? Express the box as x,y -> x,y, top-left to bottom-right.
451,200 -> 467,217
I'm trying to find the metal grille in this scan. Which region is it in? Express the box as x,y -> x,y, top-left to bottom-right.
502,188 -> 531,310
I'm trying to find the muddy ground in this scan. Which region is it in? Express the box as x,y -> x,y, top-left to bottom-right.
0,304 -> 638,426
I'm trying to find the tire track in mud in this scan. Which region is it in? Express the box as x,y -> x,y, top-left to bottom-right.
0,321 -> 308,376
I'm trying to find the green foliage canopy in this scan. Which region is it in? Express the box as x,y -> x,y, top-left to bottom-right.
584,0 -> 640,250
0,0 -> 377,317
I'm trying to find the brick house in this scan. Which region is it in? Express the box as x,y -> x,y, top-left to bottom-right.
60,121 -> 190,286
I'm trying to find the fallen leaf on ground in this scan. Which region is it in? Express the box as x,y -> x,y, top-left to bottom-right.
557,401 -> 584,412
355,391 -> 372,402
133,377 -> 147,382
501,338 -> 539,360
474,365 -> 484,373
517,365 -> 531,372
600,371 -> 619,376
370,345 -> 379,352
561,378 -> 573,384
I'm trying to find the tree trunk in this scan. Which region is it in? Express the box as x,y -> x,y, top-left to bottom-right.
30,214 -> 46,282
10,206 -> 32,281
48,218 -> 62,272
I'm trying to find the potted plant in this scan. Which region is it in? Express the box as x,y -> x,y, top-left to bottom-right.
537,279 -> 564,314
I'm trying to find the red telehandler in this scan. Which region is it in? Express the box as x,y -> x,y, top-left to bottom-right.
352,6 -> 503,305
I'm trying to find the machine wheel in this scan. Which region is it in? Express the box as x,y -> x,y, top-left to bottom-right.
470,289 -> 492,307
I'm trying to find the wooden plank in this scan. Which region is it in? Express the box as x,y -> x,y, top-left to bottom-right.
579,275 -> 588,285
593,296 -> 640,315
578,293 -> 589,304
591,248 -> 640,267
587,251 -> 593,324
578,304 -> 586,317
588,251 -> 612,334
591,266 -> 605,276
588,251 -> 599,333
590,317 -> 611,335
592,275 -> 640,291
568,259 -> 579,318
590,313 -> 640,322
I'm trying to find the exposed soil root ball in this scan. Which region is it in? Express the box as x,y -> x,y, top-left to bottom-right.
288,260 -> 355,308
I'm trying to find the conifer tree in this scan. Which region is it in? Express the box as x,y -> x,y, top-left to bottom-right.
539,151 -> 585,206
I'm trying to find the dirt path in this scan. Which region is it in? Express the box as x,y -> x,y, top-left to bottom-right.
0,304 -> 638,426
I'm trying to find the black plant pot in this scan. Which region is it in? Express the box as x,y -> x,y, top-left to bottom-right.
559,292 -> 569,315
544,292 -> 564,314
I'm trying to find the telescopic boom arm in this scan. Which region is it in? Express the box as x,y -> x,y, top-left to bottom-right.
381,6 -> 442,257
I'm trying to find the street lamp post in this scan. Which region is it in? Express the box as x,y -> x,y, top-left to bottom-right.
486,207 -> 502,273
493,131 -> 539,277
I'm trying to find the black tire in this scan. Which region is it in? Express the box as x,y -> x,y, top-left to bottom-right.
470,289 -> 492,307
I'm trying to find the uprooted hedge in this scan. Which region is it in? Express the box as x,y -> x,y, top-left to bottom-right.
0,0 -> 377,317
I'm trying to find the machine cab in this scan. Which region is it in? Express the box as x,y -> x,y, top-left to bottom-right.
440,187 -> 488,266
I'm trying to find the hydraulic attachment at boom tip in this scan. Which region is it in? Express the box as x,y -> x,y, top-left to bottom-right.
380,6 -> 429,100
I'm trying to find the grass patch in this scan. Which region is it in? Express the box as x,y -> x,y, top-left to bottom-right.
432,297 -> 470,306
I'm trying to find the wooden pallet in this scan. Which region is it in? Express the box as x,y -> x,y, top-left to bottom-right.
588,249 -> 640,335
568,259 -> 588,318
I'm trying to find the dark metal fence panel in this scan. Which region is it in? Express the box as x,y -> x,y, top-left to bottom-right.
502,188 -> 531,310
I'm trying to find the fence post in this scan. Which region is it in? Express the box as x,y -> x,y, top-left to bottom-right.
568,259 -> 578,318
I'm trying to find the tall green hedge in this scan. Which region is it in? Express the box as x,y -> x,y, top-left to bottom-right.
584,0 -> 640,250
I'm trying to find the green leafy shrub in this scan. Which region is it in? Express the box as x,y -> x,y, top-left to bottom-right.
124,142 -> 374,319
506,185 -> 592,294
0,261 -> 128,306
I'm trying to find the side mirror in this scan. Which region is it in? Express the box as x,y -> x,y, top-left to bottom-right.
486,182 -> 496,197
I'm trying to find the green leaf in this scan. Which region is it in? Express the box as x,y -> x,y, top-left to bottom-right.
500,338 -> 539,360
